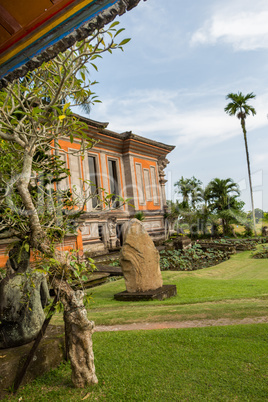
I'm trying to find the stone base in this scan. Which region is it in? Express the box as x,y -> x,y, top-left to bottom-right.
114,285 -> 177,301
174,236 -> 192,250
0,325 -> 64,399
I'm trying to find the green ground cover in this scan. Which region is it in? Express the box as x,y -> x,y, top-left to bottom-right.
51,249 -> 268,326
4,324 -> 268,401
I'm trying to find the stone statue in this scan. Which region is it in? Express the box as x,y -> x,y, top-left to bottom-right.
0,243 -> 50,349
107,217 -> 119,248
119,219 -> 163,292
107,217 -> 117,237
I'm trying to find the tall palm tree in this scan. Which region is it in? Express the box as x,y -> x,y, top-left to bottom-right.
224,91 -> 256,235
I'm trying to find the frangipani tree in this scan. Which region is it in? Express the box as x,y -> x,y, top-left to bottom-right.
0,22 -> 129,388
224,91 -> 257,235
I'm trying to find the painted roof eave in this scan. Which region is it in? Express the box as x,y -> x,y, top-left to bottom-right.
76,113 -> 175,153
0,0 -> 146,89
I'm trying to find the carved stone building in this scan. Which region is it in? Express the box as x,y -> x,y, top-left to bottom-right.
0,115 -> 174,266
60,115 -> 174,255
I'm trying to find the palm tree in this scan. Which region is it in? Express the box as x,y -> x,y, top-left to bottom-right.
174,176 -> 192,209
174,176 -> 202,210
198,184 -> 213,235
208,178 -> 240,235
224,91 -> 257,235
190,178 -> 203,210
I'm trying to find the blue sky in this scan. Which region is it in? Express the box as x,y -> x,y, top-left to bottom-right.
77,0 -> 268,211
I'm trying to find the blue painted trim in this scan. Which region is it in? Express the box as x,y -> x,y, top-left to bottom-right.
0,0 -> 119,79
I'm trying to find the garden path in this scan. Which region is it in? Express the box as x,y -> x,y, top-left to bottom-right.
95,316 -> 268,332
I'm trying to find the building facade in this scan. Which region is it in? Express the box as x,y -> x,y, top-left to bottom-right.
0,115 -> 174,266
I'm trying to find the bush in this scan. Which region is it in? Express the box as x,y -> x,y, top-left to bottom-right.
160,244 -> 230,271
251,246 -> 268,259
243,224 -> 254,237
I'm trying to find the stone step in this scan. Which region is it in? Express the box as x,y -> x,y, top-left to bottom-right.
92,251 -> 120,265
95,264 -> 122,276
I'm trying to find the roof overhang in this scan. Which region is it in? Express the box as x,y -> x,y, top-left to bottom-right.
0,0 -> 145,89
75,113 -> 176,157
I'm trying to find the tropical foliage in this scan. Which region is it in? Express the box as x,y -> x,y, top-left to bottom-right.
174,176 -> 202,210
206,177 -> 243,235
160,243 -> 231,271
168,176 -> 248,236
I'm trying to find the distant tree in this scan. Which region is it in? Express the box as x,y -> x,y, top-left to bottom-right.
198,184 -> 213,235
174,176 -> 202,210
224,91 -> 257,235
207,178 -> 242,236
254,208 -> 264,223
263,212 -> 268,222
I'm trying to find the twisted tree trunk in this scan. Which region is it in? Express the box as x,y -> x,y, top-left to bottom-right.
15,148 -> 98,388
54,279 -> 98,388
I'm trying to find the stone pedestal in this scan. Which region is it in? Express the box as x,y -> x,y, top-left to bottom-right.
173,236 -> 192,250
114,284 -> 177,301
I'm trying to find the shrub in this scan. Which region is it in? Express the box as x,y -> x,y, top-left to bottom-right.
251,246 -> 268,259
160,244 -> 230,271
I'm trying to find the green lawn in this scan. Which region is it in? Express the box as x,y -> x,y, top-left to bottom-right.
51,250 -> 268,326
4,324 -> 268,401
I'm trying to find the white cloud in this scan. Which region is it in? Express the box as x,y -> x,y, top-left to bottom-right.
90,88 -> 268,150
191,4 -> 268,50
252,152 -> 268,168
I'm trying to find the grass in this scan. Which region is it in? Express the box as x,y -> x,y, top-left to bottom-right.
4,324 -> 268,401
51,249 -> 268,326
3,249 -> 268,401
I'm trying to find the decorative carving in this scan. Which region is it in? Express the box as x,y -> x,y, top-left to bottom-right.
157,156 -> 169,209
158,156 -> 169,177
107,217 -> 117,237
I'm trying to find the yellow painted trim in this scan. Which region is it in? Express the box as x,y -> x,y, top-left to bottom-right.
0,0 -> 95,65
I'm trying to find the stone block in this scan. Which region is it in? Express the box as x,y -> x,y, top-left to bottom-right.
0,325 -> 64,398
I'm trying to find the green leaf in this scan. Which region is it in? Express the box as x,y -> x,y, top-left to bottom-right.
90,63 -> 98,72
119,38 -> 131,46
109,21 -> 120,28
81,71 -> 86,81
90,54 -> 102,60
63,102 -> 71,113
114,28 -> 125,37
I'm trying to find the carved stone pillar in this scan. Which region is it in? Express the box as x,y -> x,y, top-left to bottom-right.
157,156 -> 169,212
107,217 -> 119,249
